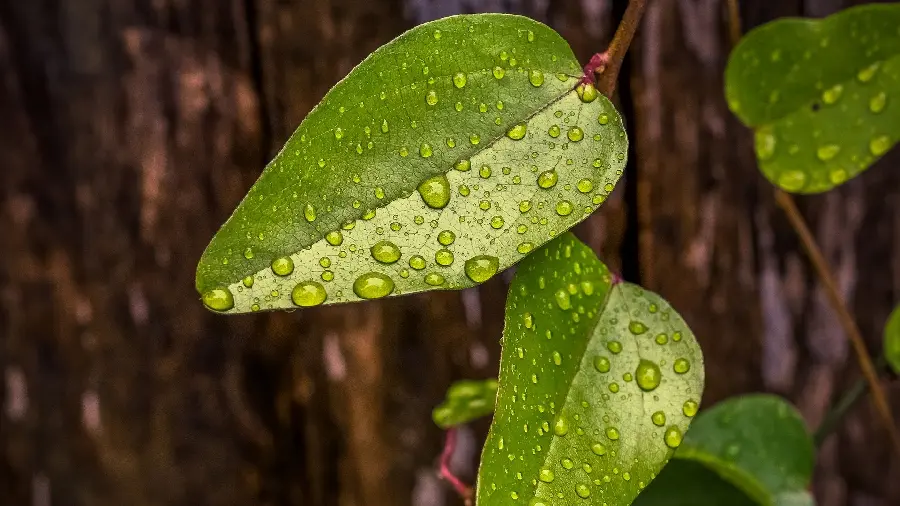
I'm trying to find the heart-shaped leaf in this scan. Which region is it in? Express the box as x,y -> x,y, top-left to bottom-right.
196,14 -> 627,313
433,379 -> 499,429
884,305 -> 900,375
725,3 -> 900,193
476,233 -> 704,506
672,394 -> 815,506
632,460 -> 756,506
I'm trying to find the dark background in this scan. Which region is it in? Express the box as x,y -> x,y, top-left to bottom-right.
2,0 -> 899,505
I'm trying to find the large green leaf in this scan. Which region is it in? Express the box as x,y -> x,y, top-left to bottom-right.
632,460 -> 756,506
476,233 -> 704,506
673,395 -> 815,506
884,305 -> 900,374
725,4 -> 900,193
196,14 -> 627,313
432,379 -> 499,429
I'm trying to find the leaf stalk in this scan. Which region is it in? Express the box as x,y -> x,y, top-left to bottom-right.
595,0 -> 647,97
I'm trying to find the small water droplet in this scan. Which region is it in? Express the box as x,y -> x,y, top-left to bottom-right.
606,427 -> 620,440
664,425 -> 683,448
869,135 -> 891,156
683,399 -> 699,417
271,257 -> 295,276
635,359 -> 662,392
242,276 -> 254,288
517,242 -> 534,254
425,90 -> 438,106
371,241 -> 401,264
493,66 -> 505,79
425,272 -> 445,286
202,288 -> 234,311
651,411 -> 666,426
816,144 -> 840,161
567,127 -> 584,142
334,128 -> 344,140
777,170 -> 807,192
538,171 -> 558,189
326,230 -> 344,246
507,123 -> 527,140
576,484 -> 591,499
528,69 -> 544,87
869,92 -> 887,113
673,358 -> 691,374
553,417 -> 569,436
292,281 -> 327,307
419,143 -> 433,158
554,289 -> 571,310
435,249 -> 454,266
465,255 -> 499,283
490,216 -> 504,229
243,247 -> 254,260
822,84 -> 843,104
418,175 -> 451,208
607,341 -> 622,354
598,114 -> 609,125
353,272 -> 394,299
591,443 -> 607,456
453,72 -> 467,88
561,458 -> 574,470
755,129 -> 776,160
577,179 -> 594,193
857,62 -> 879,82
556,200 -> 573,216
594,356 -> 610,373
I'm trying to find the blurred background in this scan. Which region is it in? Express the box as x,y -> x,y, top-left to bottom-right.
2,0 -> 899,505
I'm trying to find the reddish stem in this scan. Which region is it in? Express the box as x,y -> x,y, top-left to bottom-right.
582,52 -> 610,84
440,428 -> 473,503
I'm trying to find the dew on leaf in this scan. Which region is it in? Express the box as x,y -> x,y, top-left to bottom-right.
577,83 -> 598,103
606,427 -> 620,440
576,484 -> 591,499
673,358 -> 691,374
438,230 -> 456,245
664,425 -> 683,448
507,123 -> 527,140
556,200 -> 574,216
242,276 -> 254,288
417,175 -> 451,208
594,356 -> 611,373
635,359 -> 662,392
453,72 -> 467,88
567,127 -> 584,142
755,129 -> 776,160
538,170 -> 558,189
822,84 -> 843,104
490,216 -> 505,229
539,468 -> 555,483
869,92 -> 887,113
409,255 -> 426,270
777,170 -> 806,191
651,411 -> 666,426
202,288 -> 234,311
869,135 -> 891,156
683,399 -> 699,417
435,249 -> 454,266
816,144 -> 840,161
371,241 -> 401,264
607,341 -> 623,354
420,143 -> 433,158
517,242 -> 534,254
493,66 -> 506,79
529,69 -> 544,87
291,281 -> 327,307
465,255 -> 500,283
271,257 -> 295,276
577,178 -> 594,193
353,272 -> 394,299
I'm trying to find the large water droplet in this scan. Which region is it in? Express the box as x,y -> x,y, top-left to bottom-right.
553,417 -> 569,436
538,170 -> 558,189
438,230 -> 455,246
292,281 -> 327,307
425,272 -> 445,286
576,484 -> 591,499
664,425 -> 683,448
409,255 -> 426,270
567,127 -> 584,142
607,341 -> 622,354
651,411 -> 666,426
371,241 -> 401,264
326,230 -> 344,246
271,257 -> 295,276
539,468 -> 555,483
635,359 -> 662,392
606,427 -> 620,440
435,249 -> 454,266
629,321 -> 648,334
577,179 -> 594,193
556,200 -> 573,216
465,255 -> 499,283
507,124 -> 527,140
529,69 -> 545,87
202,288 -> 234,311
577,83 -> 598,103
591,443 -> 607,456
353,272 -> 394,299
418,175 -> 451,208
594,356 -> 611,373
555,289 -> 571,310
683,399 -> 699,417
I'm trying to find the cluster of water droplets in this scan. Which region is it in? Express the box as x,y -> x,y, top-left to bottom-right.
481,237 -> 700,504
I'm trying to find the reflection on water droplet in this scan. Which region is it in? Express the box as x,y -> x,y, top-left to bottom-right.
371,241 -> 401,264
635,359 -> 662,391
567,127 -> 584,142
493,66 -> 505,79
418,175 -> 451,209
577,179 -> 594,193
353,272 -> 394,299
243,276 -> 254,288
591,443 -> 607,456
326,230 -> 343,246
555,289 -> 571,310
576,484 -> 591,499
465,255 -> 499,283
538,171 -> 558,189
577,83 -> 598,103
683,399 -> 699,417
409,255 -> 426,270
607,341 -> 622,354
202,288 -> 234,311
292,281 -> 327,307
435,249 -> 454,266
606,427 -> 620,440
594,356 -> 611,373
556,200 -> 573,216
651,411 -> 666,426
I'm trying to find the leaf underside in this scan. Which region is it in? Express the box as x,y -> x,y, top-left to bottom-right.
632,460 -> 756,506
476,233 -> 704,506
196,14 -> 627,313
884,305 -> 900,375
672,394 -> 815,506
432,379 -> 499,429
725,3 -> 900,193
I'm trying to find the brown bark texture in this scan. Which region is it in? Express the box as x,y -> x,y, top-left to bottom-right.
1,0 -> 898,505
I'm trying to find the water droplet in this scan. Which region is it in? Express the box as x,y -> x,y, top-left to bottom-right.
635,359 -> 662,392
591,443 -> 607,456
435,249 -> 454,266
371,241 -> 401,264
490,216 -> 504,229
651,411 -> 666,426
594,356 -> 610,373
202,288 -> 234,311
683,399 -> 699,417
507,123 -> 527,140
528,69 -> 544,87
598,114 -> 609,125
319,257 -> 331,268
577,179 -> 594,193
479,165 -> 492,178
577,83 -> 598,103
519,200 -> 532,213
816,144 -> 840,161
420,143 -> 433,158
870,92 -> 887,113
567,127 -> 584,142
322,271 -> 334,282
755,129 -> 776,160
425,272 -> 445,286
454,101 -> 463,112
547,125 -> 561,138
493,66 -> 505,79
326,230 -> 344,246
527,30 -> 535,42
243,247 -> 254,260
561,458 -> 574,470
555,289 -> 571,310
552,351 -> 562,365
433,29 -> 442,40
334,128 -> 344,140
576,484 -> 591,499
606,427 -> 620,440
556,200 -> 573,216
608,382 -> 619,393
353,272 -> 394,299
517,242 -> 534,254
292,281 -> 327,307
664,425 -> 683,448
777,170 -> 806,192
554,417 -> 569,436
418,175 -> 451,208
870,135 -> 891,156
424,90 -> 438,106
465,255 -> 499,283
857,62 -> 879,82
243,276 -> 254,288
538,170 -> 558,189
453,72 -> 467,88
539,468 -> 555,483
470,134 -> 481,145
822,84 -> 843,104
438,230 -> 456,246
271,257 -> 295,276
673,358 -> 691,374
607,341 -> 622,354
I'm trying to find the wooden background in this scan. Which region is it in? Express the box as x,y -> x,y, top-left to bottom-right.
2,0 -> 899,505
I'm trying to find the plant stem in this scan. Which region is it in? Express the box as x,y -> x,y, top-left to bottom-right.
775,191 -> 900,456
814,356 -> 889,446
596,0 -> 647,97
440,428 -> 473,504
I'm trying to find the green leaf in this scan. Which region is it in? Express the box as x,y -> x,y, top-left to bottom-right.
673,394 -> 815,506
632,460 -> 756,506
476,233 -> 704,506
432,378 -> 499,428
725,4 -> 900,193
884,304 -> 900,374
196,14 -> 627,313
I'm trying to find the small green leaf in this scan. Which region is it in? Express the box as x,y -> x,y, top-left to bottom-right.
196,14 -> 627,313
476,233 -> 704,506
432,378 -> 499,428
673,394 -> 815,506
884,304 -> 900,374
632,460 -> 756,506
725,4 -> 900,193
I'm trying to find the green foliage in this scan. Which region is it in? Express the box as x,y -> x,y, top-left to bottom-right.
725,3 -> 900,193
196,14 -> 627,313
885,305 -> 900,375
632,460 -> 755,506
476,234 -> 704,506
669,395 -> 814,506
433,379 -> 499,428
